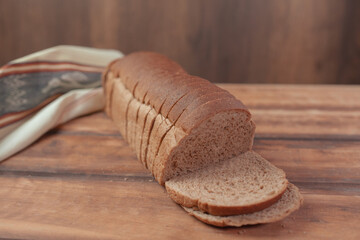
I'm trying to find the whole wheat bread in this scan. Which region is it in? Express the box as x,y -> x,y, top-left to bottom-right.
165,151 -> 288,216
183,183 -> 303,227
103,52 -> 302,226
103,52 -> 255,185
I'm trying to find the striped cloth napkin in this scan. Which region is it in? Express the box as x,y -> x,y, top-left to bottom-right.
0,46 -> 123,162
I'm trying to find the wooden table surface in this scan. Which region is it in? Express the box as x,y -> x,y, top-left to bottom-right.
0,84 -> 359,240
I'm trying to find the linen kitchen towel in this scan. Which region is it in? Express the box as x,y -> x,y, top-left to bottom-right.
0,45 -> 123,161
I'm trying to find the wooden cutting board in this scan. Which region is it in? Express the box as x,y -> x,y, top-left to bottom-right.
0,84 -> 359,239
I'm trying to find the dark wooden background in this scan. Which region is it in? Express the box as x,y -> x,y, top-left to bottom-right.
0,0 -> 359,84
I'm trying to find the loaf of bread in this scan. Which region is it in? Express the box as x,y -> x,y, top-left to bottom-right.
103,52 -> 255,185
103,52 -> 302,227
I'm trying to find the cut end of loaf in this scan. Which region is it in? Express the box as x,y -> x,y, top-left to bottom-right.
183,183 -> 303,227
165,151 -> 288,216
158,110 -> 255,184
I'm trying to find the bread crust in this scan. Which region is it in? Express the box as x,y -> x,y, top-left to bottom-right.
177,98 -> 251,133
167,86 -> 226,122
159,79 -> 213,117
104,52 -> 250,131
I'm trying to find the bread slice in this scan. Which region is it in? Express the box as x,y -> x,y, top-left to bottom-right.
168,91 -> 233,123
165,151 -> 288,216
135,104 -> 152,164
147,113 -> 172,170
108,75 -> 133,140
141,107 -> 157,169
183,183 -> 303,227
126,99 -> 138,149
102,59 -> 119,118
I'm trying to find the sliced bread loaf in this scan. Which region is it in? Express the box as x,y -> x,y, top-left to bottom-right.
165,151 -> 288,216
183,183 -> 303,227
103,52 -> 255,185
103,52 -> 302,223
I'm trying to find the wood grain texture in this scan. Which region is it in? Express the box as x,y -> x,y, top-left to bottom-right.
0,84 -> 359,239
0,0 -> 359,84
